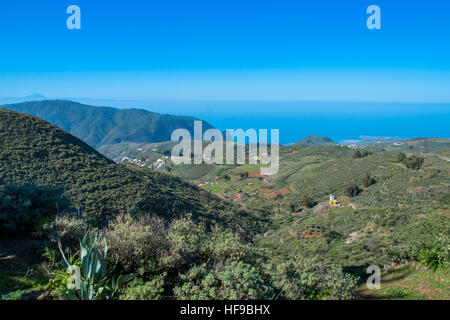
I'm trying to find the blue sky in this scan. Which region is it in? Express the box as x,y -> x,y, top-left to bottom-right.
1,0 -> 450,103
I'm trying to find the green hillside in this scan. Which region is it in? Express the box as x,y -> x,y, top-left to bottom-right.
378,138 -> 450,153
1,100 -> 214,148
112,142 -> 449,298
0,108 -> 264,232
295,135 -> 337,146
0,108 -> 448,300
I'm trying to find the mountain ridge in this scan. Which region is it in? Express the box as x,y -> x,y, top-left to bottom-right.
0,108 -> 265,232
295,135 -> 337,146
1,100 -> 215,148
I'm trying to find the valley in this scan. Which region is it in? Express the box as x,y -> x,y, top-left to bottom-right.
0,102 -> 448,301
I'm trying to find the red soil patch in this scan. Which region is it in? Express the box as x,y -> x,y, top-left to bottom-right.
276,188 -> 291,196
261,188 -> 291,198
302,232 -> 322,239
247,171 -> 264,178
261,189 -> 276,198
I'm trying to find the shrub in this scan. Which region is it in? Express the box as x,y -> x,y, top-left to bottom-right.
240,172 -> 249,178
301,195 -> 317,208
266,257 -> 357,300
174,262 -> 273,300
353,150 -> 369,159
397,153 -> 424,170
324,230 -> 345,244
105,214 -> 168,274
419,246 -> 448,272
362,173 -> 376,187
119,274 -> 166,300
160,215 -> 205,271
44,215 -> 87,250
352,150 -> 362,159
400,213 -> 449,263
439,192 -> 450,206
404,155 -> 424,170
288,202 -> 298,212
344,184 -> 362,198
389,247 -> 413,264
0,184 -> 69,235
202,228 -> 264,265
397,152 -> 407,163
376,287 -> 411,299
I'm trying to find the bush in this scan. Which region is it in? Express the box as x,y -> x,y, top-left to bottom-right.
160,215 -> 205,271
352,150 -> 362,159
240,172 -> 249,178
362,173 -> 376,187
397,153 -> 407,163
120,275 -> 166,300
344,184 -> 362,198
105,214 -> 168,274
353,150 -> 369,159
301,195 -> 317,208
288,202 -> 298,212
376,287 -> 411,299
174,262 -> 273,300
266,257 -> 357,300
419,246 -> 448,272
389,247 -> 413,264
202,228 -> 264,265
44,215 -> 87,250
397,153 -> 424,170
404,155 -> 424,170
0,184 -> 69,235
400,213 -> 449,263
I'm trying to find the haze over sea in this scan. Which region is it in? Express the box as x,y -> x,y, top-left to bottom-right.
68,99 -> 450,145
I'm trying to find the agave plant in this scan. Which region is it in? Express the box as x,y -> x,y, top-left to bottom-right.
57,230 -> 132,300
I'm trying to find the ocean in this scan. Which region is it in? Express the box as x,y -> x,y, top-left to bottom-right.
74,100 -> 449,145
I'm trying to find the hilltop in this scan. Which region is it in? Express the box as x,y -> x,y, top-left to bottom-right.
295,136 -> 337,146
0,108 -> 265,232
1,100 -> 214,148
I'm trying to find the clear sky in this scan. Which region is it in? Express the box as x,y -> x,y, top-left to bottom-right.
1,0 -> 450,103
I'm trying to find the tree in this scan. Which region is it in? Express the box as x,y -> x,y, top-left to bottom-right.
398,153 -> 424,170
344,184 -> 362,198
405,155 -> 424,170
288,202 -> 297,212
354,150 -> 369,159
397,152 -> 407,163
301,195 -> 317,208
240,172 -> 249,179
362,173 -> 376,187
352,150 -> 362,159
